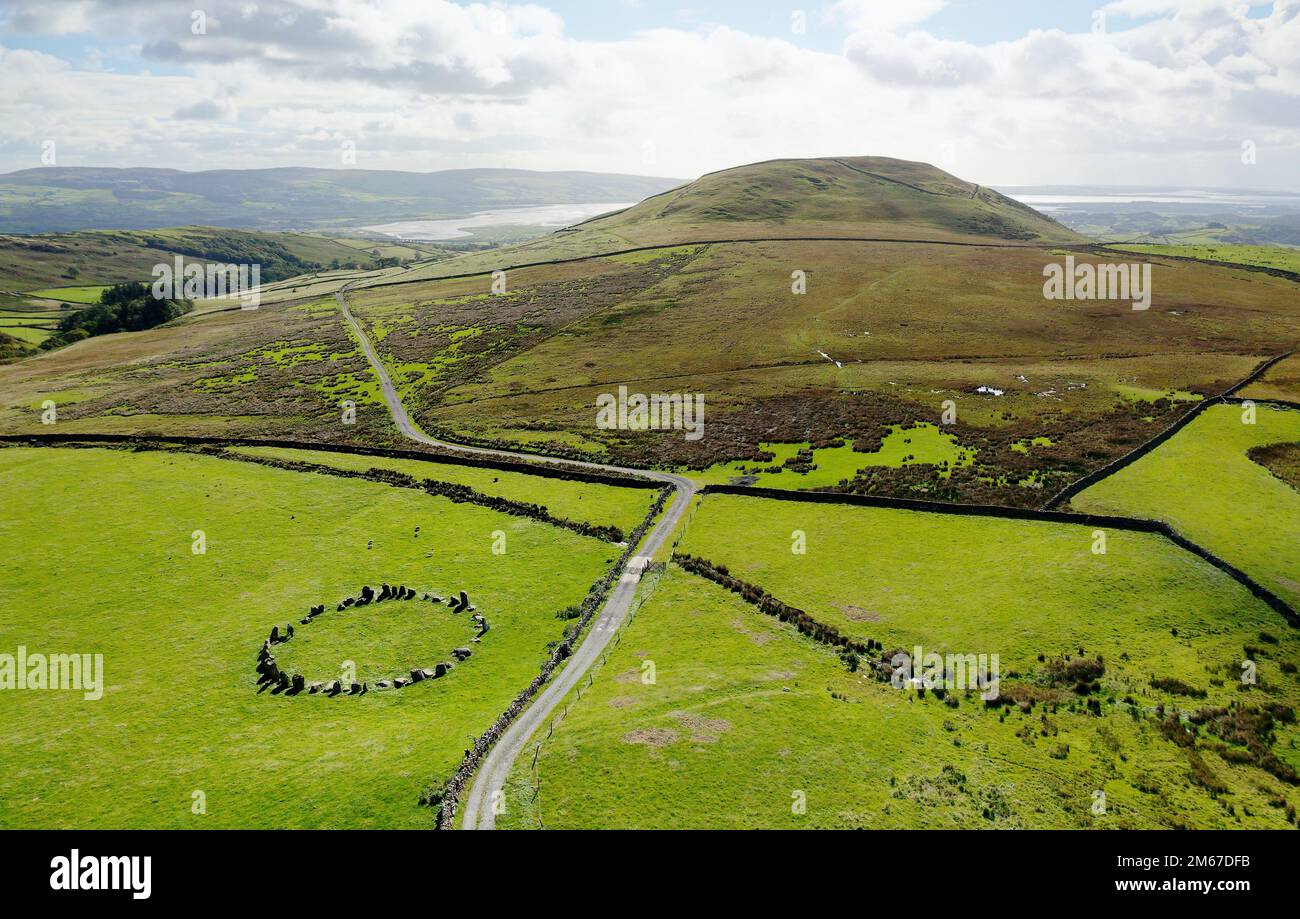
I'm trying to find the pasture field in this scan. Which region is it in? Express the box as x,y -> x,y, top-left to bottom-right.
0,324 -> 56,345
226,445 -> 659,536
25,285 -> 111,304
0,310 -> 63,347
497,494 -> 1300,829
1105,243 -> 1300,275
1073,402 -> 1300,608
0,312 -> 63,324
0,446 -> 622,828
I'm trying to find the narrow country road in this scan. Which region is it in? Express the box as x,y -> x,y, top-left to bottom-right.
334,288 -> 695,830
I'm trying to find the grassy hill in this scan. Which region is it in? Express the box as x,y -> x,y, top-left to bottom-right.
1104,241 -> 1300,276
0,226 -> 452,351
390,156 -> 1084,282
0,226 -> 447,292
590,156 -> 1080,242
0,166 -> 683,233
2,154 -> 1295,509
319,158 -> 1286,508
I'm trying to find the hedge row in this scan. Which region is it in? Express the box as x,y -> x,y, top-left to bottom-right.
210,448 -> 629,543
673,552 -> 875,656
0,432 -> 664,491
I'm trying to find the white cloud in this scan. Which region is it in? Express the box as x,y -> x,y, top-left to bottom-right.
0,0 -> 1296,190
827,0 -> 948,33
844,30 -> 992,85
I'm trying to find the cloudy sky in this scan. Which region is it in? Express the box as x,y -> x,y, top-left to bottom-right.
1,0 -> 1297,188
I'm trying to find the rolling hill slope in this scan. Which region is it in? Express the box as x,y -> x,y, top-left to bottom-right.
0,226 -> 452,352
588,156 -> 1080,242
3,155 -> 1294,512
0,226 -> 448,292
389,156 -> 1084,283
0,166 -> 683,233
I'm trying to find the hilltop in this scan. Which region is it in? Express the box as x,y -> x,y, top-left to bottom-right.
393,156 -> 1085,282
583,156 -> 1081,243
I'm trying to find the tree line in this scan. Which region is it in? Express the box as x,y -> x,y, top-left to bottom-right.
41,282 -> 191,350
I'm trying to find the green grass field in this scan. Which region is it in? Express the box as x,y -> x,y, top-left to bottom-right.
0,324 -> 57,345
0,446 -> 622,828
1073,403 -> 1300,608
1106,243 -> 1300,275
0,313 -> 63,325
226,445 -> 658,536
273,594 -> 478,683
497,493 -> 1300,829
687,424 -> 973,488
26,285 -> 111,304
